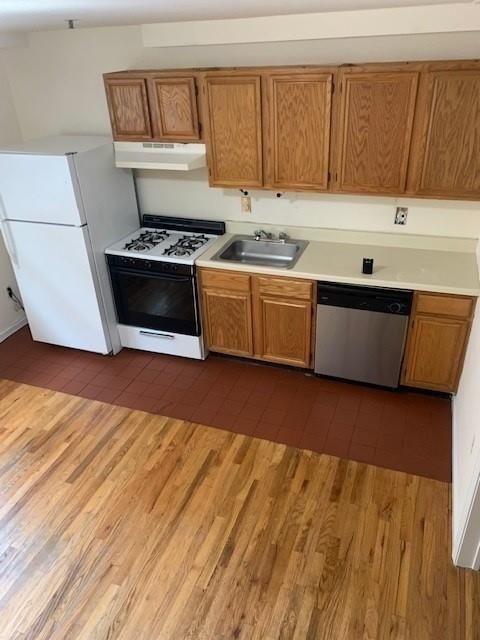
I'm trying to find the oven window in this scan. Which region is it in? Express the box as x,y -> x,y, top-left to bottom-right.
111,269 -> 199,336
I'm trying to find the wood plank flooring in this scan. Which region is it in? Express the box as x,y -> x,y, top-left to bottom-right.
0,379 -> 478,640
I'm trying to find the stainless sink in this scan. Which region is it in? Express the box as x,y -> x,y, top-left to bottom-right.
212,235 -> 308,269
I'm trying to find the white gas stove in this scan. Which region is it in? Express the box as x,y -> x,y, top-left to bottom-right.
105,215 -> 225,359
106,222 -> 220,265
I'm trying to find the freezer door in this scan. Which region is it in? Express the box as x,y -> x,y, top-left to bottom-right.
0,153 -> 85,225
2,220 -> 110,354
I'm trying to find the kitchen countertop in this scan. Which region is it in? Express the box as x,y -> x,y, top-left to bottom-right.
196,231 -> 480,296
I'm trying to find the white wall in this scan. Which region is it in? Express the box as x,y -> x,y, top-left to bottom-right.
452,242 -> 480,568
136,169 -> 480,239
2,26 -> 480,240
453,303 -> 480,567
0,56 -> 25,341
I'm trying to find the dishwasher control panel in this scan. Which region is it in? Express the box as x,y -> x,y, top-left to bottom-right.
317,282 -> 413,316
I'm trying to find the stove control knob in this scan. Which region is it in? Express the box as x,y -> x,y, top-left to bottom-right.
172,265 -> 178,271
144,261 -> 152,269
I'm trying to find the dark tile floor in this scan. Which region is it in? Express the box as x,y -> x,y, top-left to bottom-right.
0,327 -> 451,481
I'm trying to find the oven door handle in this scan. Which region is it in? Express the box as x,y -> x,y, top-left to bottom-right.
139,330 -> 175,340
110,266 -> 192,282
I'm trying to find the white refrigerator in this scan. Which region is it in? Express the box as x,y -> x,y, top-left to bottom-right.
0,135 -> 139,354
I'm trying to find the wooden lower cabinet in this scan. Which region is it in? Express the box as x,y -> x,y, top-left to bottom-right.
200,273 -> 475,387
199,268 -> 314,367
402,292 -> 475,393
255,296 -> 312,367
201,288 -> 253,356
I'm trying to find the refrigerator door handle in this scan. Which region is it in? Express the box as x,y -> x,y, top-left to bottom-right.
0,198 -> 19,267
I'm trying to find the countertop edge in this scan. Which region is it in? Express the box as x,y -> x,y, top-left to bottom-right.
195,257 -> 480,296
195,233 -> 480,296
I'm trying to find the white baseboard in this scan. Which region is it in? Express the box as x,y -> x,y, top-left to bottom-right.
0,317 -> 27,343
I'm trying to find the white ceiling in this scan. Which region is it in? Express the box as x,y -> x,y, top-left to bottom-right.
0,0 -> 472,34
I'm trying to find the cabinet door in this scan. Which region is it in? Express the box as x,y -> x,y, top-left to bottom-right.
104,78 -> 152,140
256,296 -> 312,368
408,70 -> 480,198
403,315 -> 470,392
336,71 -> 418,194
147,76 -> 200,141
264,73 -> 332,190
202,289 -> 253,356
204,75 -> 263,187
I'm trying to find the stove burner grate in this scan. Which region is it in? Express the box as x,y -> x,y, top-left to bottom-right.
123,230 -> 170,252
162,234 -> 210,257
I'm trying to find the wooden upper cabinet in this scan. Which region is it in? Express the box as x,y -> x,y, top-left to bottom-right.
147,76 -> 200,141
408,69 -> 480,199
104,72 -> 202,142
263,73 -> 332,190
336,70 -> 419,194
204,75 -> 263,187
104,78 -> 152,140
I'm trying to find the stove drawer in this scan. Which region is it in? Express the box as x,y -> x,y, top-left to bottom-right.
118,325 -> 205,359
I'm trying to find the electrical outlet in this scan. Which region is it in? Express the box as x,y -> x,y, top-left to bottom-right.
6,286 -> 23,312
241,196 -> 251,214
395,207 -> 408,225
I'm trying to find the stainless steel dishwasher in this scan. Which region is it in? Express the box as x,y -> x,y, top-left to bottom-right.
314,282 -> 413,388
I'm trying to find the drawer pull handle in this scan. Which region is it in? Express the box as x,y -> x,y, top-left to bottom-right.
139,331 -> 175,340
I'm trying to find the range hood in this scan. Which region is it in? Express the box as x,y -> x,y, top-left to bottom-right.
114,141 -> 206,171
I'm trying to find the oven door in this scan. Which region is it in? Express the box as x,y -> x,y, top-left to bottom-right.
109,266 -> 200,336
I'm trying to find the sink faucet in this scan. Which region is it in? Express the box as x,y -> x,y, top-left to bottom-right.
253,229 -> 273,241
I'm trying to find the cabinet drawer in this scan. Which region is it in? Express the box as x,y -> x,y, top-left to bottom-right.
415,293 -> 475,319
255,276 -> 313,300
200,269 -> 251,293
